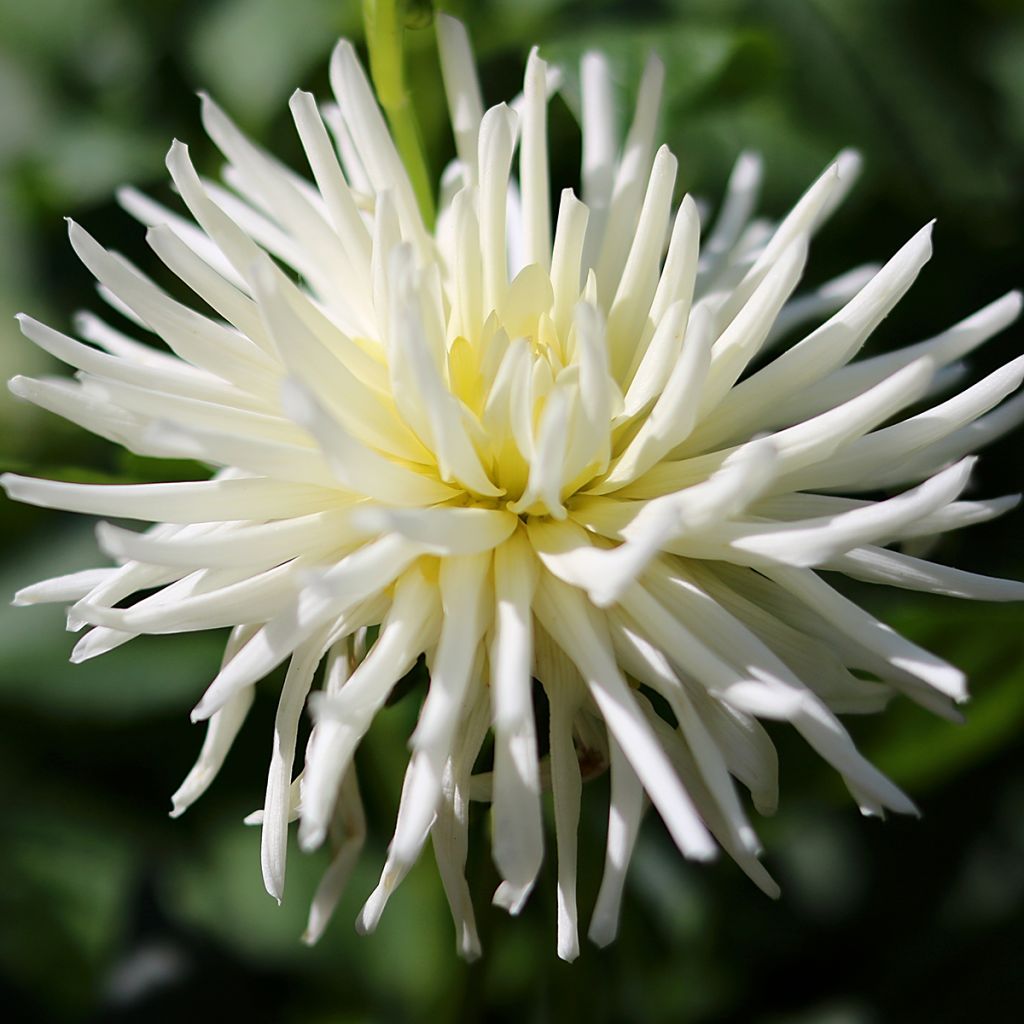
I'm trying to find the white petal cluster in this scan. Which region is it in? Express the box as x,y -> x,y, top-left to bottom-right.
6,17 -> 1024,961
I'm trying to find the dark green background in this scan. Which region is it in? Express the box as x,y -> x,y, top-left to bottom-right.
1,1 -> 1023,1021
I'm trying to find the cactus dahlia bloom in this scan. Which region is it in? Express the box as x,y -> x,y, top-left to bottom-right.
5,14 -> 1024,961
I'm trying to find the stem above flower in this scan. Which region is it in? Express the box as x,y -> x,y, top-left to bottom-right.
362,0 -> 436,228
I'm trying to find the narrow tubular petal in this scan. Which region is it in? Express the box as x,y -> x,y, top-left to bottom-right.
550,189 -> 590,339
607,145 -> 677,381
250,263 -> 417,460
190,539 -> 408,721
644,564 -> 917,815
170,624 -> 259,816
303,768 -> 365,946
533,570 -> 718,861
690,223 -> 934,448
432,686 -> 490,960
16,314 -> 259,411
751,493 -> 1019,539
562,302 -> 616,482
580,440 -> 778,606
262,626 -> 331,902
763,565 -> 966,701
357,756 -> 435,933
13,567 -> 115,607
329,40 -> 425,241
436,14 -> 485,180
595,54 -> 665,300
699,151 -> 763,284
144,223 -> 271,347
763,264 -> 881,348
414,562 -> 490,747
636,694 -> 781,896
142,418 -> 337,488
280,379 -> 459,506
628,632 -> 759,856
697,235 -> 809,419
489,529 -> 544,913
448,188 -> 484,341
71,309 -> 201,374
783,354 -> 1024,493
390,554 -> 491,866
710,157 -> 842,327
9,374 -> 144,447
873,391 -> 1024,491
508,381 -> 572,517
304,566 -> 441,853
587,735 -> 645,948
477,104 -> 518,313
173,684 -> 253,816
116,184 -> 247,288
76,560 -> 301,634
520,48 -> 551,270
66,219 -> 277,395
779,289 -> 1022,423
595,305 -> 714,492
99,514 -> 357,578
580,51 -> 617,230
621,195 -> 700,405
288,90 -> 373,288
351,506 -> 516,556
388,247 -> 503,496
829,546 -> 1024,602
1,474 -> 341,523
547,677 -> 583,962
684,561 -> 893,718
713,457 -> 976,568
82,374 -> 303,446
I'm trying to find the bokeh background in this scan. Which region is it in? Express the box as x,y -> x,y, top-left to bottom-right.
1,0 -> 1023,1021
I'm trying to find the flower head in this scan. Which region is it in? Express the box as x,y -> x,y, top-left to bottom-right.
5,16 -> 1024,961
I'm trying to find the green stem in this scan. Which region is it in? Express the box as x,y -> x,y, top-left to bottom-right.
362,0 -> 436,229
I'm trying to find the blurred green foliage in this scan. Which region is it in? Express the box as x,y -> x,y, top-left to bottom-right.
0,1 -> 1023,1022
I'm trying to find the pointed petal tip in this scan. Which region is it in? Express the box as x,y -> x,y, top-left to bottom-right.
3,471 -> 28,499
94,520 -> 119,553
460,944 -> 483,964
298,821 -> 327,853
67,648 -> 86,665
588,585 -> 622,610
492,879 -> 533,916
166,138 -> 189,166
689,843 -> 719,864
834,147 -> 862,177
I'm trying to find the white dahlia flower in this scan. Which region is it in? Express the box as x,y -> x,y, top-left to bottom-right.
5,16 -> 1024,962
